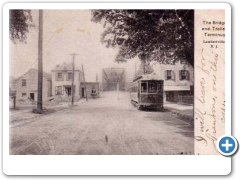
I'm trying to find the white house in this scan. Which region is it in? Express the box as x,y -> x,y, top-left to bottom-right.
15,69 -> 52,102
153,60 -> 194,103
51,62 -> 83,101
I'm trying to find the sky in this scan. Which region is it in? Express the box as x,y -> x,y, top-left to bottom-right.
9,10 -> 141,82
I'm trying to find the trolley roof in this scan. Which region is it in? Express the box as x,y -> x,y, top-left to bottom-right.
133,74 -> 163,82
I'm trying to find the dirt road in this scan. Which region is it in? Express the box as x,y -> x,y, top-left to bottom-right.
10,91 -> 194,155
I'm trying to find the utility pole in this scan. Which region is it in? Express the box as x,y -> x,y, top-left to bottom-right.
96,74 -> 99,97
37,9 -> 43,112
143,60 -> 146,75
70,53 -> 78,105
82,64 -> 88,101
135,62 -> 136,77
13,95 -> 16,109
117,80 -> 119,100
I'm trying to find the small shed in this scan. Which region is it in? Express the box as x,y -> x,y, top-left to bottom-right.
80,82 -> 100,98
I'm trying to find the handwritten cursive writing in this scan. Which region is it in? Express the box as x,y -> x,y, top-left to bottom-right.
195,78 -> 206,105
221,101 -> 225,123
197,49 -> 210,75
212,75 -> 217,92
209,53 -> 218,72
195,136 -> 208,146
206,96 -> 217,135
195,108 -> 206,133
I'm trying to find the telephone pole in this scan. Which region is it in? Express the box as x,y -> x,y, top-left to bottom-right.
70,53 -> 78,105
135,62 -> 136,77
96,74 -> 99,97
37,9 -> 43,112
143,60 -> 146,75
82,64 -> 88,101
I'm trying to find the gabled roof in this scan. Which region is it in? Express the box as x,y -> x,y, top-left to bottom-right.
80,82 -> 99,85
42,71 -> 52,80
9,76 -> 16,84
16,69 -> 52,81
52,62 -> 81,72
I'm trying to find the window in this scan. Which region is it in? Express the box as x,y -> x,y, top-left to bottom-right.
91,86 -> 96,93
56,73 -> 63,81
55,86 -> 63,95
141,82 -> 147,93
157,81 -> 163,91
165,70 -> 175,80
67,73 -> 73,81
167,70 -> 172,80
22,93 -> 26,97
179,70 -> 190,80
22,79 -> 26,86
57,73 -> 62,78
148,82 -> 157,93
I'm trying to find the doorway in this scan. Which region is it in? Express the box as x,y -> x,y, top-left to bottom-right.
65,87 -> 71,96
81,88 -> 85,97
166,91 -> 174,102
30,93 -> 34,100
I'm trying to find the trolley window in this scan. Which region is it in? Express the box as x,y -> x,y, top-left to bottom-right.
148,81 -> 157,93
141,82 -> 147,93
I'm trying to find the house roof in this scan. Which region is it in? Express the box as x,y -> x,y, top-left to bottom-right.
80,82 -> 99,85
42,71 -> 52,80
9,76 -> 16,84
16,69 -> 52,81
133,74 -> 163,82
52,62 -> 81,72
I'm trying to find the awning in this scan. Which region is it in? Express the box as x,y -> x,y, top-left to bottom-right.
63,85 -> 75,87
164,85 -> 190,91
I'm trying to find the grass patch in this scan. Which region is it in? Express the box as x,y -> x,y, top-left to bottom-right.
32,108 -> 56,114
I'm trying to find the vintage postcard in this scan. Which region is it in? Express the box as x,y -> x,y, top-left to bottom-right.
3,3 -> 232,175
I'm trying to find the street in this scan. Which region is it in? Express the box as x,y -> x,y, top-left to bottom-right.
10,91 -> 194,155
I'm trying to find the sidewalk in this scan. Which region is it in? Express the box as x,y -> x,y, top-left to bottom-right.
9,98 -> 91,127
10,106 -> 63,127
164,102 -> 193,121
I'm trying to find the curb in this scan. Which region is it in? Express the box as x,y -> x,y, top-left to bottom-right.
10,106 -> 70,128
164,108 -> 194,122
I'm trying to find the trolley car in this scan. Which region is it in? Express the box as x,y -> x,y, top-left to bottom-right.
130,74 -> 164,111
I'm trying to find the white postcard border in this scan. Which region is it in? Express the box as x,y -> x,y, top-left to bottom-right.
3,3 -> 232,175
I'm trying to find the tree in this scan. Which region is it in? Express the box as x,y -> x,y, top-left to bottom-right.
9,10 -> 33,43
134,61 -> 154,79
10,10 -> 44,113
91,10 -> 194,66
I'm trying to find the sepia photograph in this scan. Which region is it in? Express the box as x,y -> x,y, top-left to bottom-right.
9,9 -> 195,155
2,0 -> 234,176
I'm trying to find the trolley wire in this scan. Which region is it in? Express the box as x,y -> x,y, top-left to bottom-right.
19,10 -> 78,77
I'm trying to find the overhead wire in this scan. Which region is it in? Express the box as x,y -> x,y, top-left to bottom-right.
19,10 -> 79,75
